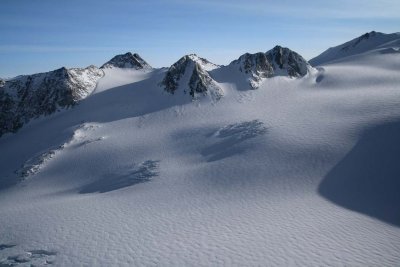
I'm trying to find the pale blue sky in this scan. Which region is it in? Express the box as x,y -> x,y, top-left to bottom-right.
1,0 -> 399,77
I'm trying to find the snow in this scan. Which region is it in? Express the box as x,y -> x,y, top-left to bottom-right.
309,31 -> 400,66
187,54 -> 221,71
1,45 -> 400,266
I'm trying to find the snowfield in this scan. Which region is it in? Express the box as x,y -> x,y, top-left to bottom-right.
1,40 -> 400,266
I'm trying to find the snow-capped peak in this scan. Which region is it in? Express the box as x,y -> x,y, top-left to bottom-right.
101,52 -> 152,70
0,65 -> 104,137
185,54 -> 220,71
160,54 -> 223,100
229,46 -> 311,89
310,31 -> 400,66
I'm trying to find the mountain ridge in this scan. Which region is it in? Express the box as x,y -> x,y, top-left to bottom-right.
310,31 -> 400,65
1,31 -> 394,137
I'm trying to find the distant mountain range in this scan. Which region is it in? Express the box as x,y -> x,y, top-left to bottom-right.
1,31 -> 399,137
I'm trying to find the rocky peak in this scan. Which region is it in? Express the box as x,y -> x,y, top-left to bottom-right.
231,47 -> 310,89
186,54 -> 220,71
101,52 -> 151,70
229,52 -> 274,89
342,31 -> 380,51
0,78 -> 5,87
160,55 -> 223,100
265,46 -> 310,77
0,66 -> 104,137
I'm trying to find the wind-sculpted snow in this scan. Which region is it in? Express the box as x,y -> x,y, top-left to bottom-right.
0,248 -> 57,266
15,123 -> 104,179
80,160 -> 159,193
16,149 -> 58,178
0,244 -> 15,251
1,33 -> 400,266
202,120 -> 268,162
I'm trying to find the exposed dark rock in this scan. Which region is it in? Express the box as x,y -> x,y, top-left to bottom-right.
0,66 -> 103,137
231,47 -> 311,89
265,45 -> 309,77
101,52 -> 151,69
160,54 -> 223,100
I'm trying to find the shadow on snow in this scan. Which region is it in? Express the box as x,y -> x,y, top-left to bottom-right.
319,120 -> 400,226
79,160 -> 159,193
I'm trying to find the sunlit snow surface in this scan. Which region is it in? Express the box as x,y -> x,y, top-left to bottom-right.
1,49 -> 400,266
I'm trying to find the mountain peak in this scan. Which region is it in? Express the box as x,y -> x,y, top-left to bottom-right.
341,31 -> 383,52
310,31 -> 400,66
101,52 -> 152,70
230,46 -> 311,89
0,66 -> 104,137
160,55 -> 223,100
265,45 -> 310,77
183,54 -> 220,71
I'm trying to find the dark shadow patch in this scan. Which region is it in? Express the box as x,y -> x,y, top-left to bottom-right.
202,120 -> 267,162
29,250 -> 57,256
319,121 -> 400,226
0,244 -> 15,251
380,47 -> 400,54
80,160 -> 159,193
1,249 -> 57,266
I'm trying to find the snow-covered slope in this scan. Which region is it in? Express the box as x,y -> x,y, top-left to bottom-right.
1,38 -> 400,266
310,31 -> 400,66
0,66 -> 103,137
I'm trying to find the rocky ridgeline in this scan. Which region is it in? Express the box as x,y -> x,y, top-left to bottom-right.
309,31 -> 400,65
160,54 -> 223,100
0,66 -> 104,136
230,46 -> 311,89
101,52 -> 152,70
1,48 -> 313,136
0,52 -> 154,137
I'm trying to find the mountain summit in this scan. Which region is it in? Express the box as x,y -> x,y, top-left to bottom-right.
0,66 -> 103,136
310,31 -> 400,65
229,46 -> 311,89
101,52 -> 152,69
160,54 -> 223,100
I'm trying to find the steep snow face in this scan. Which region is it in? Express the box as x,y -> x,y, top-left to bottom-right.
310,31 -> 400,66
101,52 -> 152,70
0,78 -> 5,87
160,54 -> 223,100
0,66 -> 103,137
228,47 -> 312,89
265,45 -> 311,77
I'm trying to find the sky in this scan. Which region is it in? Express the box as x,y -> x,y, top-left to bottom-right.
1,0 -> 399,78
